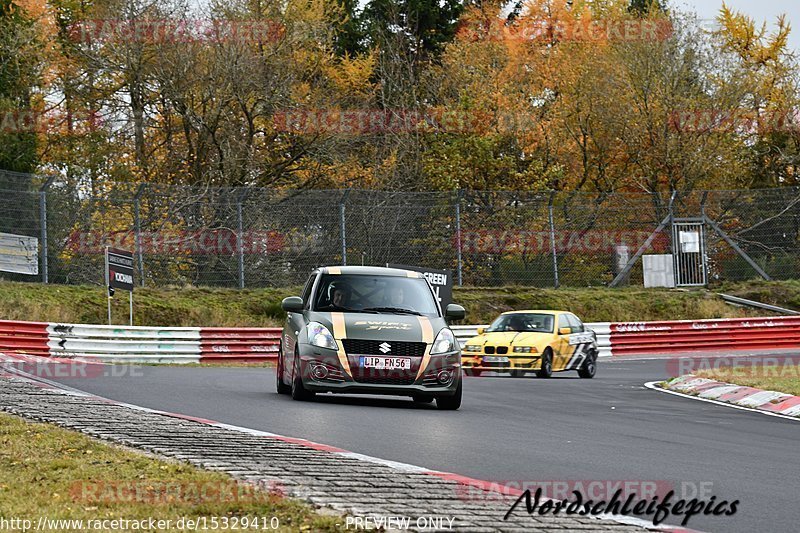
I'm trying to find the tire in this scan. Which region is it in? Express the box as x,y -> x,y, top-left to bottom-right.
412,395 -> 434,404
464,368 -> 482,377
510,370 -> 526,378
436,379 -> 462,411
290,349 -> 315,401
276,341 -> 291,395
578,352 -> 598,379
536,349 -> 553,379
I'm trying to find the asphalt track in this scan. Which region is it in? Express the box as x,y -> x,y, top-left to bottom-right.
40,354 -> 798,533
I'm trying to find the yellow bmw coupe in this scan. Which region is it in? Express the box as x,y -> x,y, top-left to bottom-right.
461,311 -> 598,378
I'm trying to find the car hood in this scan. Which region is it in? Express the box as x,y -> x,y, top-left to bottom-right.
307,311 -> 445,342
466,331 -> 552,346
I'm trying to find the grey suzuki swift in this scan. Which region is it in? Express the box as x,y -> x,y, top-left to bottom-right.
276,266 -> 466,410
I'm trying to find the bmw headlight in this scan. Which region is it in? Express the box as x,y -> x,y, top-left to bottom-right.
463,345 -> 482,353
431,328 -> 457,355
513,346 -> 533,353
307,322 -> 337,350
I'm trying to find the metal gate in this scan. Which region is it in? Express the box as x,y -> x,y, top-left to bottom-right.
672,218 -> 707,286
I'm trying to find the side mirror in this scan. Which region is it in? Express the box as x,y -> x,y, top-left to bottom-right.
445,304 -> 466,321
476,327 -> 486,335
281,296 -> 304,313
559,327 -> 572,336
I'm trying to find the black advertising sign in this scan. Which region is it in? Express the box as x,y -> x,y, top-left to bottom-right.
389,264 -> 453,309
106,248 -> 134,292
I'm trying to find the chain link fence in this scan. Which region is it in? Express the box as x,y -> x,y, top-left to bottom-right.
1,170 -> 799,288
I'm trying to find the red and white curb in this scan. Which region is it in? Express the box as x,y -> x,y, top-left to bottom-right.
0,356 -> 700,533
647,375 -> 800,421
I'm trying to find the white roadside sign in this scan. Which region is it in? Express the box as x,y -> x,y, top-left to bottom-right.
0,232 -> 39,275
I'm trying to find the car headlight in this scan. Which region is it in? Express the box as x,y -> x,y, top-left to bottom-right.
463,345 -> 482,353
307,322 -> 337,350
431,328 -> 458,355
513,346 -> 533,353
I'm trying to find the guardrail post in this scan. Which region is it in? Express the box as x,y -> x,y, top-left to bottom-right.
339,189 -> 351,266
548,192 -> 559,289
455,189 -> 463,286
39,176 -> 55,283
134,184 -> 146,287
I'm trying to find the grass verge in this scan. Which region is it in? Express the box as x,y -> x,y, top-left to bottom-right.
2,279 -> 798,327
0,412 -> 341,532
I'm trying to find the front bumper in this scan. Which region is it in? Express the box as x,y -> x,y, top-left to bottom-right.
297,344 -> 461,397
462,353 -> 543,372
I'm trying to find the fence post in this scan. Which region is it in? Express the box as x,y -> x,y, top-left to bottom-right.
455,189 -> 463,286
236,189 -> 248,289
339,189 -> 351,266
134,184 -> 146,287
39,176 -> 55,283
548,192 -> 559,289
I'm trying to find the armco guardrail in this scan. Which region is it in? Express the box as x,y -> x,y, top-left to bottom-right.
608,316 -> 800,355
2,316 -> 797,363
0,320 -> 280,363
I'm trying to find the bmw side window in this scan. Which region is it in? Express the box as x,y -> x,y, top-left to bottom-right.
568,314 -> 584,333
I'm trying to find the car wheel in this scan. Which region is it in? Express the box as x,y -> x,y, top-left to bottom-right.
464,368 -> 482,377
276,341 -> 291,395
412,395 -> 433,404
291,349 -> 315,401
436,379 -> 462,411
536,349 -> 553,379
578,352 -> 598,379
510,370 -> 526,378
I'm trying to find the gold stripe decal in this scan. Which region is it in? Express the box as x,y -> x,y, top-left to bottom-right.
415,316 -> 434,380
328,267 -> 341,275
330,312 -> 352,377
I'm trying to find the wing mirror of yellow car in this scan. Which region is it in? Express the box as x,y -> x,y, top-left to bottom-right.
559,327 -> 572,335
476,327 -> 486,335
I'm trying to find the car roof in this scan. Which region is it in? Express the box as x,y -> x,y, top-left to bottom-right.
318,265 -> 424,278
499,310 -> 568,316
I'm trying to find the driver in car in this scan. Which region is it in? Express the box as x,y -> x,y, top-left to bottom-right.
330,281 -> 352,308
386,286 -> 405,307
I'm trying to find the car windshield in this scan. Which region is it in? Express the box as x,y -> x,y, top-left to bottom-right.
313,274 -> 439,316
486,313 -> 554,333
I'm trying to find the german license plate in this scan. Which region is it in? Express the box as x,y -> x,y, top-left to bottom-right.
360,357 -> 412,370
484,356 -> 510,363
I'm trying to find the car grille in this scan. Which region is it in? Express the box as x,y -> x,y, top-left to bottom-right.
496,346 -> 509,355
342,339 -> 426,357
352,373 -> 416,386
484,346 -> 495,355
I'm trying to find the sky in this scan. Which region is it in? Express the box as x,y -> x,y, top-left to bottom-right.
680,0 -> 799,51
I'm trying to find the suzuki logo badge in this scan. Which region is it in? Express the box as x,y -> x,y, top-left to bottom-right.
378,342 -> 391,354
